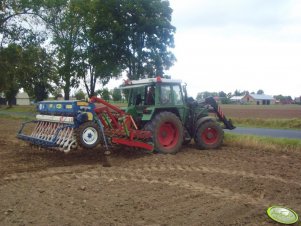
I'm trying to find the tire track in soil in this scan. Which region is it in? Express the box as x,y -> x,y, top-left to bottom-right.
2,168 -> 265,206
4,163 -> 299,187
178,148 -> 301,178
3,162 -> 296,207
125,164 -> 301,187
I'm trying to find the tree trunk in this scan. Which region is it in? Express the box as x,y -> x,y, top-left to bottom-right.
64,78 -> 70,100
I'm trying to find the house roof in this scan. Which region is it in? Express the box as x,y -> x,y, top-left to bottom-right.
249,94 -> 274,100
16,92 -> 29,99
230,96 -> 244,100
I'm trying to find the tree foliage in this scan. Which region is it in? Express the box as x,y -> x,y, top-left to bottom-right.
20,45 -> 57,101
1,0 -> 176,101
0,44 -> 23,106
112,87 -> 122,101
74,89 -> 86,100
0,0 -> 44,46
93,0 -> 176,79
38,0 -> 85,100
257,89 -> 264,95
97,88 -> 110,101
0,44 -> 56,103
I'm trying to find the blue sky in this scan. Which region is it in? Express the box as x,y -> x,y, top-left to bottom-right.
165,0 -> 301,98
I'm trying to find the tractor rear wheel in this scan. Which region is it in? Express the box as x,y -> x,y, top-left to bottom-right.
194,121 -> 224,150
76,121 -> 101,149
144,112 -> 183,154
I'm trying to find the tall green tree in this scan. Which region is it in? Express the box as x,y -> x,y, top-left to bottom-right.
257,89 -> 264,95
93,0 -> 176,80
97,88 -> 110,101
0,0 -> 43,46
76,0 -> 122,97
38,0 -> 84,100
0,44 -> 56,103
20,45 -> 57,101
0,44 -> 23,106
112,87 -> 122,101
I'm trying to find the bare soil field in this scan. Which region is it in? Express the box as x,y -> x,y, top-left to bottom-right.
221,104 -> 301,119
1,118 -> 301,226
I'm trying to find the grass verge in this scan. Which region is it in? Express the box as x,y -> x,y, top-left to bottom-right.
232,118 -> 301,130
224,133 -> 301,152
0,105 -> 36,113
0,114 -> 34,121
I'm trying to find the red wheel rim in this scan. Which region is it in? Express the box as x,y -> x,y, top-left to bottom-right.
158,122 -> 179,149
201,127 -> 218,145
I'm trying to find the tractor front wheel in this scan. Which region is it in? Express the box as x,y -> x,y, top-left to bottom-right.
194,121 -> 224,150
144,112 -> 183,154
76,122 -> 101,149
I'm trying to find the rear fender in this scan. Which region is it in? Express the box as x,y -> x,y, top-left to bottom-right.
142,108 -> 180,122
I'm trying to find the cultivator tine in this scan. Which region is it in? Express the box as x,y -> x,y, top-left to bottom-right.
32,121 -> 43,138
18,120 -> 78,153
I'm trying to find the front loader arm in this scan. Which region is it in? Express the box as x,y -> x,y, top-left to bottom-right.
205,97 -> 236,130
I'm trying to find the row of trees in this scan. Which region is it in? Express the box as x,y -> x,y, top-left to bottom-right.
74,87 -> 123,102
196,89 -> 265,101
0,0 -> 175,104
196,89 -> 293,104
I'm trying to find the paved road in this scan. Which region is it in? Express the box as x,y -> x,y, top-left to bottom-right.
226,127 -> 301,139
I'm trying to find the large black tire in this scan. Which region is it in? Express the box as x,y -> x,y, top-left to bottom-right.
144,112 -> 183,154
194,121 -> 224,150
76,121 -> 101,149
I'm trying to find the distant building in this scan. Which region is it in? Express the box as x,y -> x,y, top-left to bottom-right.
16,92 -> 30,105
230,96 -> 245,104
242,94 -> 275,105
295,96 -> 301,104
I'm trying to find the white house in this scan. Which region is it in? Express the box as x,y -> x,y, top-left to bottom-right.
242,94 -> 275,105
16,92 -> 30,105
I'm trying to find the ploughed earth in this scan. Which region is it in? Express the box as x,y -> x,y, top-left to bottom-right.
0,118 -> 301,226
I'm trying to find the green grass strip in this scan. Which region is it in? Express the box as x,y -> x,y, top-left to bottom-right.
224,133 -> 301,152
232,118 -> 301,130
0,114 -> 34,121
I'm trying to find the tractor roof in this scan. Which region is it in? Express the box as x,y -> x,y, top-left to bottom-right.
121,77 -> 182,89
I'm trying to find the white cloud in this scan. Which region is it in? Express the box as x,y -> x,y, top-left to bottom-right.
167,0 -> 301,98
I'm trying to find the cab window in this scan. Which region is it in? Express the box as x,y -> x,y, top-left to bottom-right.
160,85 -> 172,105
173,85 -> 183,105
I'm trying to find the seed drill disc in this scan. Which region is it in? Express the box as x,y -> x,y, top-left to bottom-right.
267,206 -> 299,224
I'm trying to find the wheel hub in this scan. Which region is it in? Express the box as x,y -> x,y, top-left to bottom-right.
202,127 -> 218,144
83,127 -> 98,145
158,122 -> 179,148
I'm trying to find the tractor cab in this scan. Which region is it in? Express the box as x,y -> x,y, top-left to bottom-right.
121,77 -> 187,128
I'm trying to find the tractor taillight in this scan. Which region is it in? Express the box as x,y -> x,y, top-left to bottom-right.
124,79 -> 131,85
156,76 -> 162,83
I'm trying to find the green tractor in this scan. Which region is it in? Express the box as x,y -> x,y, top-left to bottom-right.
17,76 -> 234,154
121,77 -> 235,154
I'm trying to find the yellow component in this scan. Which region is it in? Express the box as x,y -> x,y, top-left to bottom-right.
56,104 -> 62,109
66,104 -> 72,109
86,112 -> 93,121
77,101 -> 88,106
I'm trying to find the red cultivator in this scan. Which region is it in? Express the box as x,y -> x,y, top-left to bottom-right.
90,97 -> 153,151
